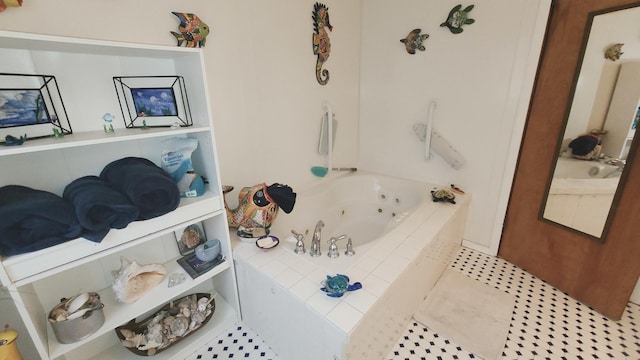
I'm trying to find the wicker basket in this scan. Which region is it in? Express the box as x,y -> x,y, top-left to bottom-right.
115,293 -> 215,356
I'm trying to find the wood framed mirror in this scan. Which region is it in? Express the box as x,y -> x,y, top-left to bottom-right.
499,0 -> 640,320
541,3 -> 640,240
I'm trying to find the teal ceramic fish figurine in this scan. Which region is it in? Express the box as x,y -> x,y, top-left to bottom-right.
441,4 -> 475,34
312,2 -> 333,85
171,12 -> 210,48
400,29 -> 429,54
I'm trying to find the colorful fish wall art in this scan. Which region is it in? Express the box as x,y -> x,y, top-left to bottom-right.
312,2 -> 333,85
170,12 -> 210,48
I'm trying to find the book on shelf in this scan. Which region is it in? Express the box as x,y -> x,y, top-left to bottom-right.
177,253 -> 225,279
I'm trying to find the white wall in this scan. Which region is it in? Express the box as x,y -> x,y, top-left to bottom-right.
567,6 -> 640,141
358,0 -> 551,253
0,0 -> 553,255
0,1 -> 361,357
0,0 -> 362,196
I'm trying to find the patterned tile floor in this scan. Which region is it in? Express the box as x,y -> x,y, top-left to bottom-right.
186,247 -> 640,360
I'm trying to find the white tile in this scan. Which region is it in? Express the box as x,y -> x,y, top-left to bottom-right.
193,248 -> 640,360
326,301 -> 363,333
354,255 -> 381,273
232,241 -> 260,259
248,252 -> 274,269
289,277 -> 320,301
286,255 -> 318,276
308,267 -> 329,283
343,265 -> 369,283
260,259 -> 288,278
343,288 -> 377,313
362,273 -> 390,297
274,267 -> 304,289
306,291 -> 339,316
371,253 -> 409,283
393,242 -> 419,260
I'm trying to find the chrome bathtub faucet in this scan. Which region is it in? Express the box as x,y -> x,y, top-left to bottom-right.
345,237 -> 355,256
310,220 -> 325,257
327,235 -> 347,258
292,229 -> 306,254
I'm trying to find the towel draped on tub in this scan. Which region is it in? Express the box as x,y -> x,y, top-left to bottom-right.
0,185 -> 83,256
63,175 -> 139,242
100,157 -> 181,221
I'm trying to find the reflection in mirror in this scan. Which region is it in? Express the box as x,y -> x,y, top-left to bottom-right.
542,4 -> 640,239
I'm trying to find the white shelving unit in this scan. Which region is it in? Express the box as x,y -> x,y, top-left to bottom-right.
0,30 -> 240,360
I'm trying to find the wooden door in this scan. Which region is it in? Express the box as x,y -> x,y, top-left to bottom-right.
499,0 -> 640,320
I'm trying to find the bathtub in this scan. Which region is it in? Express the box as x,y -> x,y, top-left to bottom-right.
232,172 -> 470,360
553,156 -> 620,179
545,157 -> 621,237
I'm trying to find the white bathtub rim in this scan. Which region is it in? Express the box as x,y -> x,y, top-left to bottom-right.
232,192 -> 470,335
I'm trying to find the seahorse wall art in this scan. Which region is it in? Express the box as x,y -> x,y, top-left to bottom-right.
312,2 -> 333,86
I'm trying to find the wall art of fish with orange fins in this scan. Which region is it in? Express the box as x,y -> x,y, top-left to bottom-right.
170,12 -> 210,48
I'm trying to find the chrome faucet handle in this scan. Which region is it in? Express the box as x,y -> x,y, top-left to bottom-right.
292,230 -> 306,254
326,235 -> 347,258
345,237 -> 355,256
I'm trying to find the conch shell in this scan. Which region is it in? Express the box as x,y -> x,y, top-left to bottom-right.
112,257 -> 166,303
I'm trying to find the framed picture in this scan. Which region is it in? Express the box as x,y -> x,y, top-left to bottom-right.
174,222 -> 206,255
113,76 -> 193,128
0,73 -> 72,142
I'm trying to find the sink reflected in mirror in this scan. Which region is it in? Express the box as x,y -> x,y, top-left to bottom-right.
542,4 -> 640,239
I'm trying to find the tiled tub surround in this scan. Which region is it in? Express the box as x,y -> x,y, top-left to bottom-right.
232,173 -> 470,360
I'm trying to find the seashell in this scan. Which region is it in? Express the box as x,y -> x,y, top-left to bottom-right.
112,257 -> 166,303
191,311 -> 206,325
65,308 -> 92,321
146,324 -> 164,344
119,329 -> 135,339
162,316 -> 175,326
50,308 -> 68,322
66,292 -> 89,314
169,316 -> 189,337
197,297 -> 211,312
120,332 -> 146,348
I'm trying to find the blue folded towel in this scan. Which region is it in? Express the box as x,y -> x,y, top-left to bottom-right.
63,176 -> 139,242
100,157 -> 180,220
0,185 -> 83,256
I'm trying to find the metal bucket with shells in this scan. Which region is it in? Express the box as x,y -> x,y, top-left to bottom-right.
48,292 -> 105,344
115,293 -> 215,356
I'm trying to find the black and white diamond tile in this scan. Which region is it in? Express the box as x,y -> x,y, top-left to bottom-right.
184,325 -> 277,360
387,247 -> 640,360
186,247 -> 640,360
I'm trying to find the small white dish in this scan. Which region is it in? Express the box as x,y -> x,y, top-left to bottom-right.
256,235 -> 279,250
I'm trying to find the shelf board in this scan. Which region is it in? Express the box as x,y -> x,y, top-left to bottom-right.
88,293 -> 237,360
0,30 -> 201,58
3,192 -> 223,285
0,125 -> 211,156
47,259 -> 232,359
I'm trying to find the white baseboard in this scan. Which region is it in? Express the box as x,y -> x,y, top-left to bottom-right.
461,240 -> 497,256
